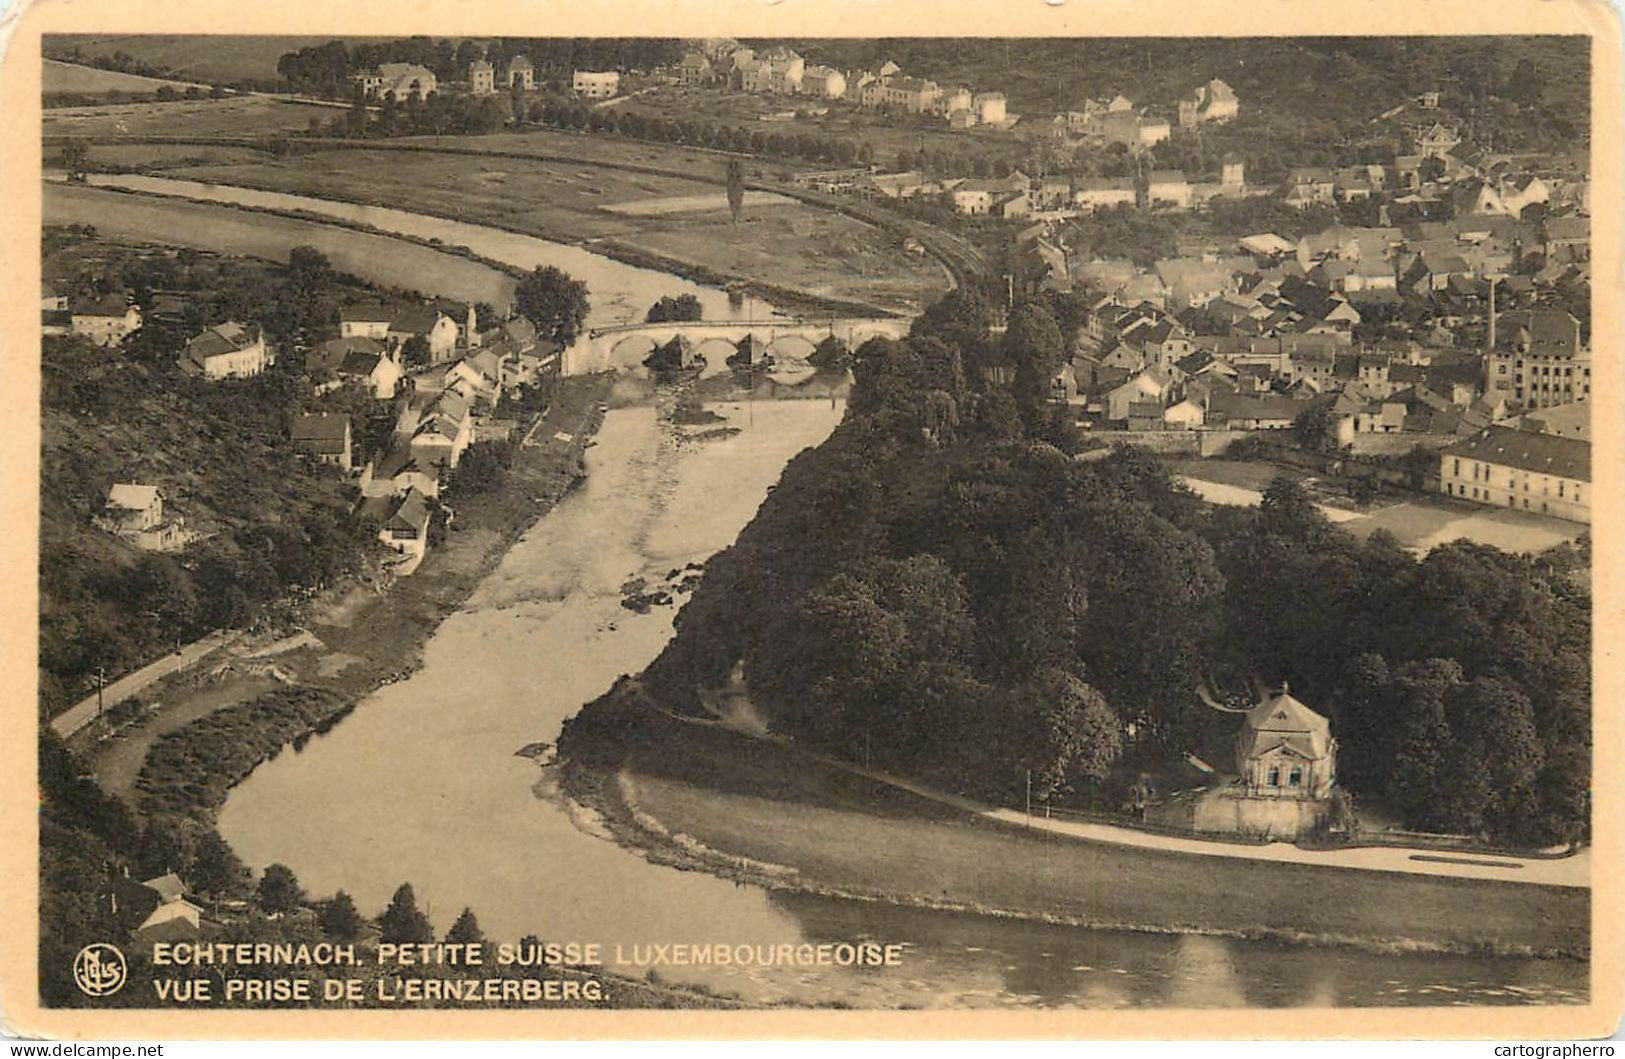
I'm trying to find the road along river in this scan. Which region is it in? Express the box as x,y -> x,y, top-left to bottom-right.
47,176 -> 1586,1007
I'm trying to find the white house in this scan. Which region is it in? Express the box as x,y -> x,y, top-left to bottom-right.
1073,178 -> 1138,211
178,322 -> 269,379
572,70 -> 621,98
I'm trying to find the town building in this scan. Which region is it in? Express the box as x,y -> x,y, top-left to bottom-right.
178,321 -> 269,379
572,70 -> 620,99
1440,425 -> 1590,523
1486,309 -> 1590,409
469,60 -> 494,95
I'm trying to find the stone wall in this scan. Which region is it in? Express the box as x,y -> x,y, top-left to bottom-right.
1190,788 -> 1329,840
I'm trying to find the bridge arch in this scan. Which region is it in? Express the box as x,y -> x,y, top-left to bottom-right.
766,334 -> 817,360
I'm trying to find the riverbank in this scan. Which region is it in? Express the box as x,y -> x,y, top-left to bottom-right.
86,375 -> 611,789
558,698 -> 1589,963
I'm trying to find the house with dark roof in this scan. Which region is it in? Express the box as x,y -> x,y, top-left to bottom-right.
179,322 -> 268,380
1440,424 -> 1590,523
291,413 -> 353,472
104,867 -> 204,943
71,292 -> 142,347
372,488 -> 434,564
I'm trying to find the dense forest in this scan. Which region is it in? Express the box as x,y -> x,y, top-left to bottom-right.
565,287 -> 1590,848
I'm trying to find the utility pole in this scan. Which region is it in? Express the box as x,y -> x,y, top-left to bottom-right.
96,666 -> 106,725
1025,768 -> 1032,827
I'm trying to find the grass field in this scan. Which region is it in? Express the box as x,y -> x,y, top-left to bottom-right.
148,145 -> 946,313
617,717 -> 1588,958
44,182 -> 518,308
43,59 -> 208,94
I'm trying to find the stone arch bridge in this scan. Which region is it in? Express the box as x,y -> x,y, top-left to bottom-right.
566,317 -> 911,375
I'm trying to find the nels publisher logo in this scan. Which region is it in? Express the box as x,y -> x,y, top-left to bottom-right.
73,943 -> 127,997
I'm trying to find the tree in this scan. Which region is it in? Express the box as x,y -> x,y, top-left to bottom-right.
1004,299 -> 1066,425
190,830 -> 249,896
1015,668 -> 1123,800
725,158 -> 745,224
401,334 -> 431,368
445,906 -> 486,946
257,863 -> 304,916
515,266 -> 590,346
646,293 -> 703,323
319,891 -> 363,941
378,882 -> 434,944
59,140 -> 89,181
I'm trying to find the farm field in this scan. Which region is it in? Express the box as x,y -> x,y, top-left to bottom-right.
43,58 -> 209,94
43,94 -> 340,138
43,34 -> 347,83
147,146 -> 946,313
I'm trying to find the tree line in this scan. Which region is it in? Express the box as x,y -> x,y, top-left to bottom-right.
577,284 -> 1589,846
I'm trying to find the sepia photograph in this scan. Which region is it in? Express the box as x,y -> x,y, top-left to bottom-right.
3,0 -> 1620,1039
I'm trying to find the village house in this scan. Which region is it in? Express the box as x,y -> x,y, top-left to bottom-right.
1105,368 -> 1172,422
399,389 -> 475,470
800,65 -> 846,99
1440,424 -> 1590,523
468,59 -> 495,95
96,483 -> 188,552
355,62 -> 437,101
1179,78 -> 1239,126
1208,392 -> 1301,431
677,50 -> 713,85
178,321 -> 269,379
865,75 -> 943,114
308,335 -> 403,399
371,488 -> 434,563
1541,214 -> 1590,262
360,440 -> 440,500
105,868 -> 204,944
1416,121 -> 1461,159
70,293 -> 142,347
1072,178 -> 1138,212
290,413 -> 353,472
572,70 -> 620,98
505,56 -> 535,90
342,303 -> 460,364
1145,170 -> 1191,210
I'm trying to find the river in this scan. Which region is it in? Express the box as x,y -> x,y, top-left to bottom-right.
54,174 -> 1584,1007
218,400 -> 1585,1009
